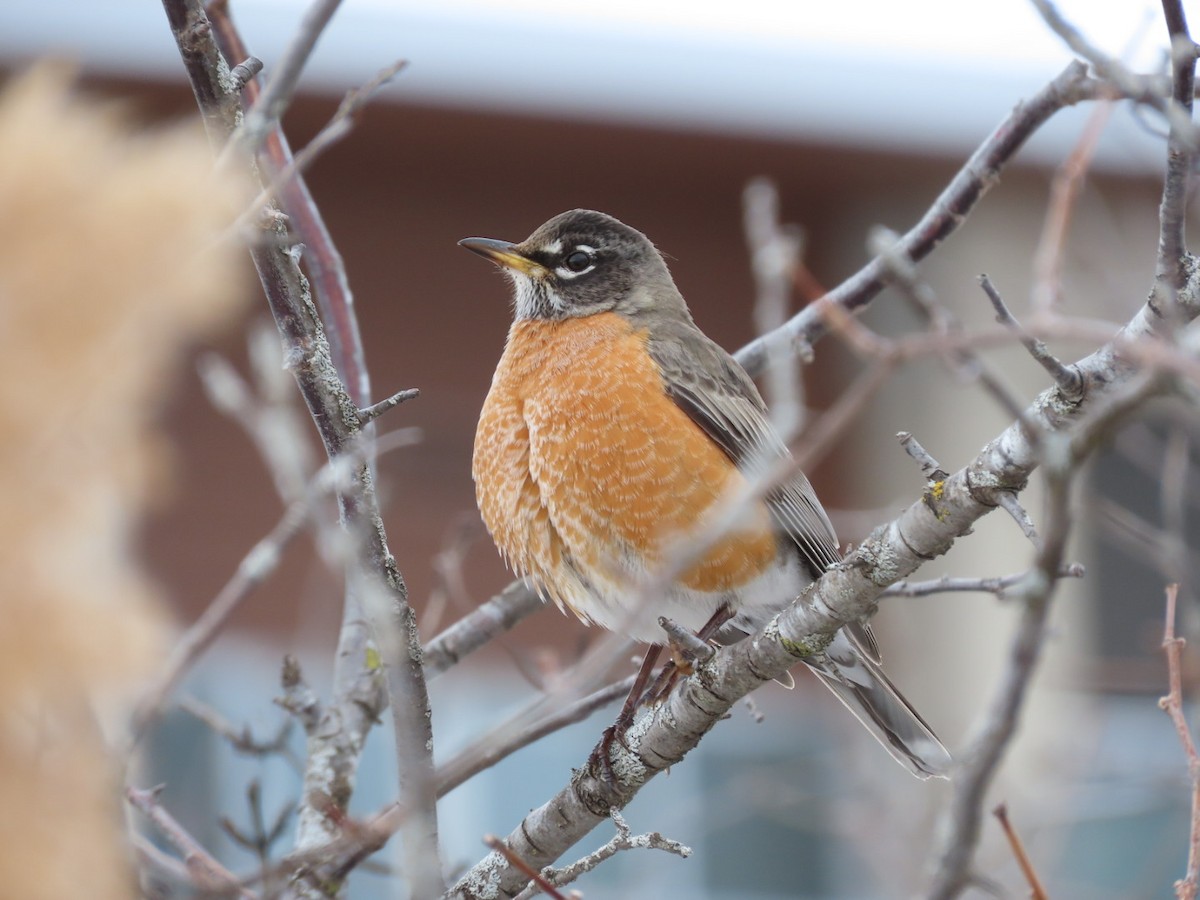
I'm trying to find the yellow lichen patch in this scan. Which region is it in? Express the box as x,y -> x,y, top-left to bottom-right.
923,479 -> 950,521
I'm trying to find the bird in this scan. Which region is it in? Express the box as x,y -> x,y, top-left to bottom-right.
460,209 -> 951,779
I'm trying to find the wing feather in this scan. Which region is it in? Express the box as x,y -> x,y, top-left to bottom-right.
647,319 -> 881,662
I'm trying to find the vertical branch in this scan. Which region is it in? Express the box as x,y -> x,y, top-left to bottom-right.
925,376 -> 1161,898
207,2 -> 371,405
228,0 -> 345,157
1160,584 -> 1200,900
924,440 -> 1071,900
160,2 -> 443,895
1155,0 -> 1197,308
744,178 -> 805,439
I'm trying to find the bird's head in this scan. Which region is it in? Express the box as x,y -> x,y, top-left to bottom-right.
460,209 -> 687,323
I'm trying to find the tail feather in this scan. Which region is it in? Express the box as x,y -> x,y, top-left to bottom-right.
804,632 -> 952,780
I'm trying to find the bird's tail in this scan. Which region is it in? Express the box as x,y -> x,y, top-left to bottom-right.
804,631 -> 952,780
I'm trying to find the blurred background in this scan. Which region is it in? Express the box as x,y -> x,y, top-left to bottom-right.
2,1 -> 1194,896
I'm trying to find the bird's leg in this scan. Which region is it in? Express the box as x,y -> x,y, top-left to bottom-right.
590,605 -> 734,785
591,644 -> 662,786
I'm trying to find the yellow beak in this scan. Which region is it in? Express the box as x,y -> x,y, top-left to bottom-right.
458,237 -> 543,276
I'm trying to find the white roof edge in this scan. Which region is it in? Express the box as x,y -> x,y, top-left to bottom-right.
0,0 -> 1169,175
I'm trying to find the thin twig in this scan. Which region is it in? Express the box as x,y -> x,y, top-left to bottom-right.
178,696 -> 298,765
161,3 -> 443,892
207,0 -> 370,405
995,491 -> 1042,550
870,225 -> 1033,428
484,836 -> 572,900
1162,427 -> 1192,588
993,803 -> 1049,900
979,274 -> 1083,400
658,617 -> 716,667
358,386 -> 420,425
235,58 -> 408,239
127,786 -> 255,898
925,374 -> 1164,899
436,676 -> 637,798
1031,0 -> 1197,150
1095,494 -> 1200,589
883,565 -> 1084,599
1030,83 -> 1116,318
734,60 -> 1100,376
423,580 -> 545,679
225,0 -> 346,159
897,431 -> 949,481
131,830 -> 195,885
744,177 -> 805,439
131,498 -> 308,738
1160,584 -> 1200,900
514,809 -> 691,899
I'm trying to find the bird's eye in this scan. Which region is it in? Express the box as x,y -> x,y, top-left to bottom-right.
563,249 -> 593,273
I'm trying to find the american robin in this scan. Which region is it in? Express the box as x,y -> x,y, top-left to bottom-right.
461,209 -> 951,779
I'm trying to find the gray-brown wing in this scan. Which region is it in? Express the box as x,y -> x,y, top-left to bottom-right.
646,319 -> 882,662
645,320 -> 841,576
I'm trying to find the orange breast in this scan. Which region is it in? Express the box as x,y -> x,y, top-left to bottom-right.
473,312 -> 777,621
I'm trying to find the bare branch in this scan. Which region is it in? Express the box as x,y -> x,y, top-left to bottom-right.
1031,0 -> 1197,150
278,654 -> 323,735
226,0 -> 345,158
358,386 -> 420,425
236,59 -> 408,239
449,274 -> 1187,897
979,274 -> 1083,400
898,431 -> 949,481
484,836 -> 573,900
1156,0 -> 1195,312
925,373 -> 1163,899
127,786 -> 254,899
870,225 -> 1032,427
228,55 -> 263,90
1160,583 -> 1200,900
436,676 -> 637,798
514,809 -> 692,899
131,498 -> 308,738
208,1 -> 370,405
1031,95 -> 1115,318
744,177 -> 805,438
1162,426 -> 1192,587
995,490 -> 1042,549
883,565 -> 1084,598
161,3 -> 443,892
993,803 -> 1049,900
423,580 -> 545,679
734,60 -> 1099,375
657,616 -> 716,667
179,696 -> 298,766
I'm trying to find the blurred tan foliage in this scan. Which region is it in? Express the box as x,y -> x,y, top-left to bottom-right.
0,64 -> 248,898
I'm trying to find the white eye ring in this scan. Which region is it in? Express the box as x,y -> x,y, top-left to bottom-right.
555,263 -> 595,279
556,244 -> 597,279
